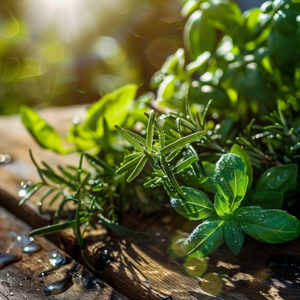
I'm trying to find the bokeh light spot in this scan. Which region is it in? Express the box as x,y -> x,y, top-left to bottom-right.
94,36 -> 126,65
145,38 -> 179,69
0,5 -> 20,38
169,232 -> 189,258
184,257 -> 208,277
200,273 -> 223,296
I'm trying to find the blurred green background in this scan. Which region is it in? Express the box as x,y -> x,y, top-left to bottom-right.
0,0 -> 185,114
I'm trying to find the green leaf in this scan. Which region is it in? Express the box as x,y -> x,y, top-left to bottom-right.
114,125 -> 144,151
75,201 -> 84,249
30,217 -> 89,236
116,154 -> 143,174
84,153 -> 115,176
98,214 -> 148,239
184,10 -> 216,60
144,177 -> 163,188
239,208 -> 300,244
186,51 -> 211,76
214,154 -> 249,217
224,220 -> 244,256
182,219 -> 224,257
127,155 -> 147,182
157,74 -> 176,100
181,0 -> 200,17
84,84 -> 138,133
161,48 -> 185,74
231,144 -> 253,189
172,156 -> 197,174
247,191 -> 284,209
160,130 -> 205,155
40,169 -> 76,190
19,182 -> 44,206
171,187 -> 215,220
20,106 -> 74,154
255,164 -> 298,194
146,110 -> 155,151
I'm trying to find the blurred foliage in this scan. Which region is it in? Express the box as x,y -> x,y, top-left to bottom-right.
0,0 -> 184,114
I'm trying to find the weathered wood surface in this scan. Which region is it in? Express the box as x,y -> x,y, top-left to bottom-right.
1,106 -> 300,300
0,205 -> 126,300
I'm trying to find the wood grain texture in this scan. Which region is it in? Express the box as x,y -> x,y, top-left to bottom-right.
0,206 -> 126,300
1,106 -> 300,300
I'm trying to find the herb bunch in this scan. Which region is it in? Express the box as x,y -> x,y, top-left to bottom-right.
20,0 -> 300,259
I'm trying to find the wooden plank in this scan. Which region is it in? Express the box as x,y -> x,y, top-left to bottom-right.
0,205 -> 126,300
1,106 -> 300,300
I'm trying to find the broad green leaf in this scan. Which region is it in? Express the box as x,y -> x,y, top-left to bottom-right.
231,144 -> 253,189
160,130 -> 205,154
181,0 -> 200,17
239,208 -> 300,244
214,154 -> 249,217
247,191 -> 284,209
184,10 -> 216,60
161,48 -> 185,74
224,220 -> 244,256
67,124 -> 96,151
157,74 -> 176,100
20,106 -> 74,154
186,51 -> 211,76
255,164 -> 298,194
98,214 -> 148,239
84,84 -> 138,133
170,187 -> 215,220
182,219 -> 224,257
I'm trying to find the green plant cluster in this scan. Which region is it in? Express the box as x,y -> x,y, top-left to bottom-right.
20,0 -> 300,259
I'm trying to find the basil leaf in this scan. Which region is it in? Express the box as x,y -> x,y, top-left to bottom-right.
255,164 -> 298,194
98,214 -> 148,239
239,208 -> 300,244
230,144 -> 253,189
224,220 -> 244,256
20,106 -> 74,154
214,153 -> 249,217
248,191 -> 284,209
182,219 -> 224,257
84,84 -> 138,132
170,187 -> 215,220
